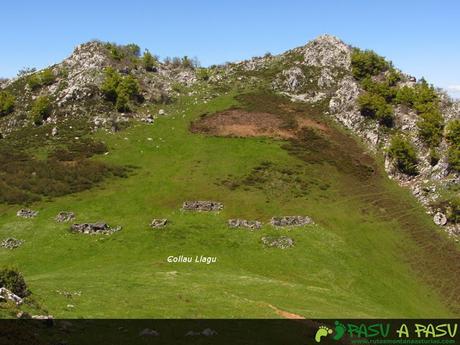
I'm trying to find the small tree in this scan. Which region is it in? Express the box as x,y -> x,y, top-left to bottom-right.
40,68 -> 55,86
0,91 -> 15,116
357,93 -> 394,127
100,68 -> 140,112
100,67 -> 121,102
0,266 -> 29,298
446,120 -> 460,172
125,43 -> 141,57
27,74 -> 42,90
142,50 -> 157,71
388,135 -> 418,175
395,86 -> 416,107
351,49 -> 390,80
417,110 -> 444,147
446,119 -> 460,147
31,96 -> 52,125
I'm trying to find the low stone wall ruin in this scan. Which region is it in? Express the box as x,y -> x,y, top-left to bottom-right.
56,211 -> 75,223
16,209 -> 38,218
70,223 -> 121,235
182,201 -> 223,212
150,219 -> 168,228
228,219 -> 262,230
270,216 -> 314,227
1,238 -> 23,249
261,236 -> 294,249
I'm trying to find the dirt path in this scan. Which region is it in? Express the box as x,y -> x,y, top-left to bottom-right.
267,304 -> 305,319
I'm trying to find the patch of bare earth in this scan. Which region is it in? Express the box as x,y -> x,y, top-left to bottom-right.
190,109 -> 328,139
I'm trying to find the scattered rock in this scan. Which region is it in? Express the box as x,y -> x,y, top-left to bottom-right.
142,115 -> 155,124
158,109 -> 166,116
139,328 -> 160,337
31,314 -> 54,320
228,219 -> 262,230
433,212 -> 447,226
55,211 -> 75,223
51,127 -> 58,136
0,287 -> 23,305
182,201 -> 223,212
201,328 -> 218,336
270,216 -> 314,227
150,218 -> 168,228
1,238 -> 24,249
16,209 -> 38,218
16,311 -> 31,319
185,328 -> 218,337
70,223 -> 122,235
261,236 -> 295,249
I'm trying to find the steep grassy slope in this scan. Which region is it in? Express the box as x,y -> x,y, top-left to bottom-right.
0,91 -> 457,318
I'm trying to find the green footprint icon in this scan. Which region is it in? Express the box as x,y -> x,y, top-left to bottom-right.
315,325 -> 333,342
333,321 -> 346,341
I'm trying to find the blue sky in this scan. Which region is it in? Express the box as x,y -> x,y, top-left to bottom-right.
1,0 -> 459,97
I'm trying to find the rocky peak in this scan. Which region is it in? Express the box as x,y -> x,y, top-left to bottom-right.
62,41 -> 110,75
301,34 -> 352,70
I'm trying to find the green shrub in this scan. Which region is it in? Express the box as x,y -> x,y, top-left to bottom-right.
395,86 -> 416,107
447,147 -> 460,172
361,78 -> 396,103
105,43 -> 124,60
446,120 -> 460,171
100,67 -> 121,102
417,111 -> 444,147
388,135 -> 418,175
100,68 -> 140,112
40,68 -> 55,85
446,119 -> 460,147
27,68 -> 56,90
357,93 -> 394,126
27,74 -> 42,90
31,96 -> 52,125
182,56 -> 194,69
118,75 -> 140,99
446,197 -> 460,223
142,50 -> 157,71
104,42 -> 140,61
0,91 -> 15,116
396,80 -> 443,147
125,43 -> 140,57
386,70 -> 402,87
0,267 -> 29,298
197,68 -> 210,81
351,49 -> 390,80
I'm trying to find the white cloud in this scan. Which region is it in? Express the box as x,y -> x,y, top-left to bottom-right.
447,85 -> 460,92
446,85 -> 460,99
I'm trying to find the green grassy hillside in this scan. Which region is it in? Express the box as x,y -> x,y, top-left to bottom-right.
0,91 -> 458,318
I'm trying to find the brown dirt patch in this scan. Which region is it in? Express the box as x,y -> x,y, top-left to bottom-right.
190,109 -> 328,139
267,304 -> 305,319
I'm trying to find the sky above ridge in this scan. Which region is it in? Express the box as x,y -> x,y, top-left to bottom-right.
1,0 -> 459,97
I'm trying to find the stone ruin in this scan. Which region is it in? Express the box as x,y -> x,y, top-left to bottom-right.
261,236 -> 295,249
228,219 -> 262,230
0,287 -> 23,305
70,223 -> 121,235
270,216 -> 314,227
433,212 -> 447,226
150,218 -> 168,228
1,238 -> 23,250
16,209 -> 38,218
182,201 -> 223,212
56,211 -> 75,223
